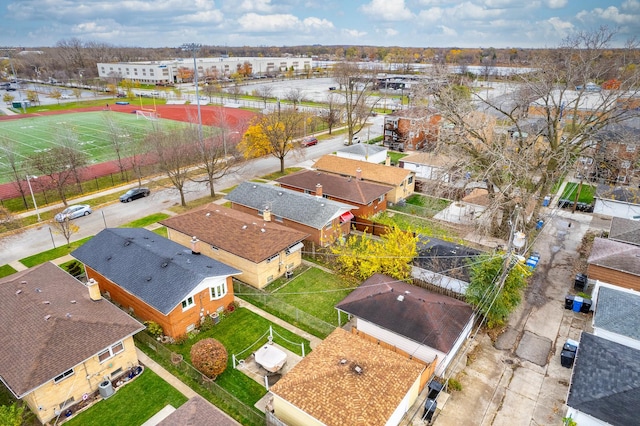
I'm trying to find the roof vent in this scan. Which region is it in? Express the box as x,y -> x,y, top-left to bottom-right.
124,241 -> 130,246
261,228 -> 266,233
21,281 -> 27,285
44,315 -> 52,321
397,295 -> 405,302
339,359 -> 348,365
206,212 -> 211,217
242,225 -> 247,229
15,289 -> 22,295
106,255 -> 112,261
278,191 -> 283,196
35,288 -> 42,293
65,313 -> 72,319
161,262 -> 169,268
353,365 -> 363,374
146,276 -> 152,281
70,300 -> 76,304
42,301 -> 51,305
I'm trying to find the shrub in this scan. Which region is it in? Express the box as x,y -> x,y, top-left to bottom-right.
144,321 -> 164,338
173,333 -> 189,345
447,377 -> 462,392
190,338 -> 228,379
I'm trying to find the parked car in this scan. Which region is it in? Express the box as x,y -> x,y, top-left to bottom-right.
119,187 -> 150,202
54,204 -> 93,222
344,136 -> 361,145
301,136 -> 318,147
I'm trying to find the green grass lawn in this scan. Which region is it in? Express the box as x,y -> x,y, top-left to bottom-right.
264,267 -> 354,325
389,194 -> 452,218
164,307 -> 309,406
64,369 -> 187,426
0,264 -> 18,278
20,236 -> 94,267
387,151 -> 408,165
561,182 -> 596,203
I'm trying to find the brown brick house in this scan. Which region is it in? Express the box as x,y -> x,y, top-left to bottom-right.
587,237 -> 640,291
161,205 -> 308,289
72,228 -> 241,338
225,181 -> 355,247
312,155 -> 415,204
383,107 -> 442,152
276,169 -> 391,220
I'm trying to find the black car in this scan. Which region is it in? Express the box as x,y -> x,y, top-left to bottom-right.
119,187 -> 150,202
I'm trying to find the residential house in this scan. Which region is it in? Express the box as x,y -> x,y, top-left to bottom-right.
383,107 -> 442,151
268,327 -> 426,426
0,262 -> 144,424
565,332 -> 640,426
71,228 -> 241,338
587,237 -> 640,291
399,152 -> 459,184
313,154 -> 415,204
225,181 -> 355,248
582,124 -> 640,185
160,205 -> 308,289
336,143 -> 388,164
592,282 -> 640,350
335,273 -> 474,376
593,185 -> 640,220
412,237 -> 484,294
276,169 -> 391,220
158,395 -> 239,426
608,216 -> 640,246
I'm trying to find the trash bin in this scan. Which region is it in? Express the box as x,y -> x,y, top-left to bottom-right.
423,398 -> 437,422
427,380 -> 443,399
536,220 -> 544,230
542,196 -> 551,207
580,298 -> 592,313
564,295 -> 575,310
563,339 -> 579,352
572,296 -> 583,313
561,350 -> 576,368
574,274 -> 588,291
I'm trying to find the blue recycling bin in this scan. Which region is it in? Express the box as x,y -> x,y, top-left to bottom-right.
572,296 -> 583,312
536,220 -> 544,230
542,196 -> 551,207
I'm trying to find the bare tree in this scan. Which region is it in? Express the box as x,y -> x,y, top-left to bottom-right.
433,27 -> 640,236
50,216 -> 79,248
0,136 -> 29,209
103,115 -> 131,180
333,61 -> 380,144
28,145 -> 83,206
284,88 -> 305,109
318,92 -> 343,135
254,85 -> 273,108
147,127 -> 198,206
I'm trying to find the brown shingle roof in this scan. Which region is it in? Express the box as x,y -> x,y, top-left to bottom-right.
161,205 -> 308,263
336,274 -> 474,353
313,155 -> 413,186
400,152 -> 456,168
158,395 -> 239,426
276,170 -> 391,205
269,328 -> 425,426
0,263 -> 144,397
588,237 -> 640,277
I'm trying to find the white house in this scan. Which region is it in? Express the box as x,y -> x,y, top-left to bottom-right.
336,143 -> 388,164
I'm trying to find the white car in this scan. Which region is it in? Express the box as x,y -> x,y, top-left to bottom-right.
344,136 -> 361,145
60,94 -> 72,99
54,204 -> 92,222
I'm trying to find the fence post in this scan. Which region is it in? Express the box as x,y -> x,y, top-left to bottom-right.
232,354 -> 237,369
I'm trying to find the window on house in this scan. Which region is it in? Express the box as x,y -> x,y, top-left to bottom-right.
378,195 -> 385,203
210,281 -> 228,300
211,245 -> 219,251
54,369 -> 74,383
266,254 -> 279,263
98,341 -> 125,363
181,296 -> 194,310
408,176 -> 414,184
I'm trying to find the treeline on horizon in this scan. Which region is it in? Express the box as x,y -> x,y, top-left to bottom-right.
2,37 -> 636,83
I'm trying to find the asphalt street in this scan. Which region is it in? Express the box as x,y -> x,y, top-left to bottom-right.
0,116 -> 384,265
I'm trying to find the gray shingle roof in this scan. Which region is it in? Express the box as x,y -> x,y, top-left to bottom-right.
225,181 -> 354,229
594,286 -> 640,342
609,217 -> 640,246
335,274 -> 474,353
158,395 -> 239,426
0,263 -> 144,397
567,332 -> 640,425
71,228 -> 241,315
338,143 -> 387,157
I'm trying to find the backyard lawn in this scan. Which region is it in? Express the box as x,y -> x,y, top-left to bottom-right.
561,182 -> 596,204
64,368 -> 187,426
164,307 -> 310,406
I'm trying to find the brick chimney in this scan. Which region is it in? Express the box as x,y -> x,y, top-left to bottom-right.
263,207 -> 272,222
316,183 -> 323,197
191,236 -> 201,255
87,278 -> 102,301
356,168 -> 362,180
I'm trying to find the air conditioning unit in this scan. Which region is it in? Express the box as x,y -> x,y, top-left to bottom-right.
98,380 -> 114,399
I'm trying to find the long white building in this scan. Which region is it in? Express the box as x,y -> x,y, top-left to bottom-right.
97,56 -> 313,85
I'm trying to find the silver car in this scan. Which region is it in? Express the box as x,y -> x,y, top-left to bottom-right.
54,204 -> 93,222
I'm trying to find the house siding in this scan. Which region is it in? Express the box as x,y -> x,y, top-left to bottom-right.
272,395 -> 325,426
84,266 -> 233,338
166,228 -> 302,289
586,264 -> 640,292
23,336 -> 138,424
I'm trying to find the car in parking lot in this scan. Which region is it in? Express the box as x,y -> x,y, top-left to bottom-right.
119,187 -> 150,202
54,204 -> 93,222
301,136 -> 318,147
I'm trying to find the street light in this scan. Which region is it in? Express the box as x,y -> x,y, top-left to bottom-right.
26,175 -> 41,221
181,43 -> 203,141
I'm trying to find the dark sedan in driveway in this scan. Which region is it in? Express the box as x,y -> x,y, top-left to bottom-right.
119,187 -> 150,202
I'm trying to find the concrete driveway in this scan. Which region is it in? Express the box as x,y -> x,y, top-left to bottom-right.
434,209 -> 609,426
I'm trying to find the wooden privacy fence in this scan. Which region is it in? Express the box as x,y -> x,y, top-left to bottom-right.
350,327 -> 437,390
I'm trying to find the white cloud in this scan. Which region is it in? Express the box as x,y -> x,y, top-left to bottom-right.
301,17 -> 335,31
236,0 -> 275,13
545,0 -> 567,9
385,28 -> 399,36
577,6 -> 638,25
622,0 -> 640,12
360,0 -> 414,21
439,25 -> 458,37
342,28 -> 367,38
237,13 -> 301,32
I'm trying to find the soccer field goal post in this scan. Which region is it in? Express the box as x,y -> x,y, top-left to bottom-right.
136,110 -> 160,120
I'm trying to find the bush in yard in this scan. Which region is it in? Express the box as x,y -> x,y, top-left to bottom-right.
144,321 -> 164,338
190,338 -> 228,379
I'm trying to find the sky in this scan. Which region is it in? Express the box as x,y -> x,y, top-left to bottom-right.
0,0 -> 638,49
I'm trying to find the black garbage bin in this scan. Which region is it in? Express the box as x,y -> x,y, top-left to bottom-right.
580,298 -> 592,313
423,398 -> 437,423
574,274 -> 588,291
561,350 -> 576,368
427,380 -> 443,399
564,294 -> 574,310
